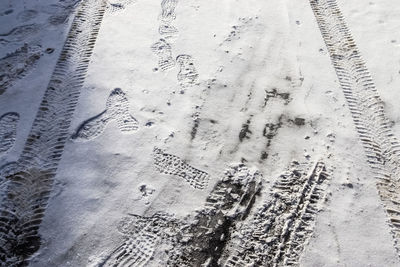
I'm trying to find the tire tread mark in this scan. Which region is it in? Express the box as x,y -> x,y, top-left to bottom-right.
0,0 -> 106,265
222,161 -> 329,266
309,0 -> 400,256
0,112 -> 19,155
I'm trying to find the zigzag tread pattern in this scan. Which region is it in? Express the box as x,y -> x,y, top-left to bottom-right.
0,0 -> 106,265
309,0 -> 400,257
0,112 -> 19,155
221,161 -> 329,266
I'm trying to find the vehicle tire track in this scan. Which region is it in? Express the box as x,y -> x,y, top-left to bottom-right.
222,161 -> 329,266
0,0 -> 106,265
309,0 -> 400,256
0,112 -> 19,155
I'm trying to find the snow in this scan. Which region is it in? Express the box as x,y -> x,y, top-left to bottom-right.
0,0 -> 400,266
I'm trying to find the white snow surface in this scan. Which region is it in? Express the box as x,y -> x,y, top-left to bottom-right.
0,0 -> 400,266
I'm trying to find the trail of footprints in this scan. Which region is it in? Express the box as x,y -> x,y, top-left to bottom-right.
151,0 -> 199,88
101,161 -> 330,266
158,0 -> 179,41
0,0 -> 106,265
72,88 -> 138,141
151,0 -> 178,72
153,147 -> 210,190
309,0 -> 400,257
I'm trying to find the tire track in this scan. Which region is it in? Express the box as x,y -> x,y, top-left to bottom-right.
0,112 -> 19,156
0,0 -> 106,265
222,161 -> 329,266
309,0 -> 400,256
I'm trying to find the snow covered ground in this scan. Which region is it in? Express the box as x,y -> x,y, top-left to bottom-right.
1,0 -> 400,266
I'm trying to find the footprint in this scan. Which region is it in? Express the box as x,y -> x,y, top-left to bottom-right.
0,113 -> 19,155
153,147 -> 209,189
159,0 -> 178,23
151,39 -> 175,71
176,54 -> 199,88
0,24 -> 40,43
102,212 -> 178,267
48,13 -> 70,25
106,0 -> 137,14
45,2 -> 78,25
158,23 -> 179,40
16,10 -> 38,23
72,88 -> 138,141
0,44 -> 42,94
